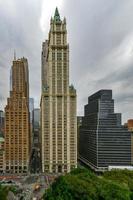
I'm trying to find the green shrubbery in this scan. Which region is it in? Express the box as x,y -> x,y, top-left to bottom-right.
44,167 -> 133,200
0,185 -> 18,200
0,185 -> 9,200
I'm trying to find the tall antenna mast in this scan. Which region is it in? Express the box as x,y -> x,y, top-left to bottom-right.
14,50 -> 16,60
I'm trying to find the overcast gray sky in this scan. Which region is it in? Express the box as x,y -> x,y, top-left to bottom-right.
0,0 -> 133,123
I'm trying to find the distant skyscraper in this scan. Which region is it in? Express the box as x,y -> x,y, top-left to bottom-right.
29,98 -> 34,148
41,8 -> 77,173
126,119 -> 133,165
0,131 -> 5,173
33,108 -> 40,147
127,119 -> 133,131
0,111 -> 5,173
34,108 -> 40,126
77,116 -> 83,157
29,98 -> 34,123
5,57 -> 30,174
0,110 -> 4,133
79,90 -> 132,171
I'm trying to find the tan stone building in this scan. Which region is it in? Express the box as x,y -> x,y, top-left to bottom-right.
126,119 -> 133,165
127,119 -> 133,131
5,57 -> 30,174
40,8 -> 77,173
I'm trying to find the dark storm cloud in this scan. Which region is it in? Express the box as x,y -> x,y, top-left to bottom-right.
62,0 -> 133,122
64,0 -> 133,71
0,0 -> 133,122
97,63 -> 133,87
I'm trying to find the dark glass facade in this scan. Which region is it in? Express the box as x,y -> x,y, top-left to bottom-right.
0,110 -> 4,133
79,90 -> 132,171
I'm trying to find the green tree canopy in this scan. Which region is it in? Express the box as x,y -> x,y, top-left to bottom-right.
44,168 -> 132,200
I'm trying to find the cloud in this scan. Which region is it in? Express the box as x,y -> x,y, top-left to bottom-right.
62,0 -> 133,122
0,0 -> 133,122
0,0 -> 43,108
40,0 -> 63,34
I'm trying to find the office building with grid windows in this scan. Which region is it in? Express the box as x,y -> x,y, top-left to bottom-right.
5,57 -> 30,174
79,90 -> 132,171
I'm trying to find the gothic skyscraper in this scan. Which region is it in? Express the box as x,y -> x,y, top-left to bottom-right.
41,8 -> 77,173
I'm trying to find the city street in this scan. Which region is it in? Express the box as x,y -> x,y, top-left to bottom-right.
0,173 -> 58,200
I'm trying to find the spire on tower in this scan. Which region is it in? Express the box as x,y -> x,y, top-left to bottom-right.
54,7 -> 61,22
14,50 -> 16,61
